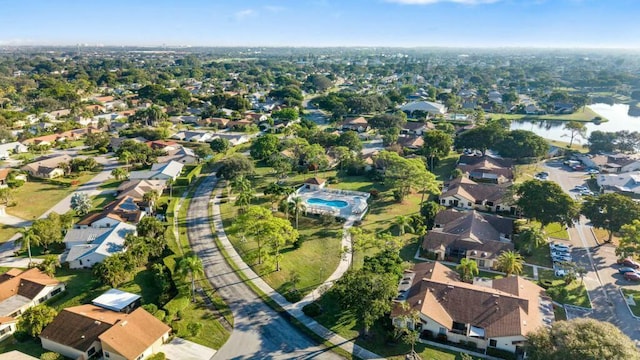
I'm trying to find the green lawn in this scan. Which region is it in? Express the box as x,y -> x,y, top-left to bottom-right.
544,222 -> 569,240
98,179 -> 124,189
621,288 -> 640,317
431,153 -> 460,182
7,173 -> 99,220
92,191 -> 117,209
220,198 -> 343,298
0,224 -> 18,243
538,270 -> 591,308
0,337 -> 45,358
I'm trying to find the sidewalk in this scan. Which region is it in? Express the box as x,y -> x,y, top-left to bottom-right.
210,187 -> 384,360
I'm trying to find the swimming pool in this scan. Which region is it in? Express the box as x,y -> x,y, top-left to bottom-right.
307,198 -> 349,208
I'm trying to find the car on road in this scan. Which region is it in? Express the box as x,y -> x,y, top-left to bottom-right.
587,168 -> 600,174
624,272 -> 640,281
535,172 -> 550,180
619,258 -> 640,269
617,267 -> 639,274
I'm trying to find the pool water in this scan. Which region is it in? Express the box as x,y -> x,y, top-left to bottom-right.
307,198 -> 348,208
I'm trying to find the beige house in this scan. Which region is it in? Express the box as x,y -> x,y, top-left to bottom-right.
439,177 -> 513,213
457,155 -> 514,184
40,305 -> 170,360
339,117 -> 370,132
392,262 -> 553,357
422,209 -> 514,268
21,154 -> 72,179
0,268 -> 65,340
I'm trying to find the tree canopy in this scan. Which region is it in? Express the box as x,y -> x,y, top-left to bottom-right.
375,150 -> 438,202
515,180 -> 579,227
250,134 -> 280,161
581,193 -> 640,243
217,154 -> 255,180
526,318 -> 640,360
493,130 -> 548,159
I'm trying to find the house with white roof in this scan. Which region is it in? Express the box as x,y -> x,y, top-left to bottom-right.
129,161 -> 184,181
92,289 -> 141,314
400,101 -> 447,116
596,172 -> 640,196
0,142 -> 28,159
62,222 -> 136,269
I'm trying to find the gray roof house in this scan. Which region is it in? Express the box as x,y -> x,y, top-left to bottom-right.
129,161 -> 184,181
62,222 -> 136,269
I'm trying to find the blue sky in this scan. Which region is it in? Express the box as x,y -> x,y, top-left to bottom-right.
0,0 -> 639,48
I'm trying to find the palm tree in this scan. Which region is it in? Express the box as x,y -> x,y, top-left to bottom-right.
519,227 -> 547,255
142,191 -> 159,214
17,227 -> 37,266
231,175 -> 251,195
456,258 -> 479,283
178,254 -> 205,302
111,167 -> 128,180
291,197 -> 306,230
393,215 -> 414,236
38,255 -> 60,277
496,250 -> 525,276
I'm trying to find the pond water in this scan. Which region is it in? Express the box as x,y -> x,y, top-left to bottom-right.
509,103 -> 640,144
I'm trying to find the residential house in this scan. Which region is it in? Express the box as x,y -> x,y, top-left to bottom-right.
0,142 -> 28,159
48,109 -> 71,119
62,222 -> 137,269
440,177 -> 512,213
21,134 -> 60,147
245,112 -> 268,122
488,90 -> 502,103
129,161 -> 184,181
0,169 -> 11,188
576,153 -> 640,174
206,117 -> 232,129
339,117 -> 370,132
0,268 -> 65,340
422,209 -> 514,268
92,289 -> 141,314
401,101 -> 447,116
303,177 -> 326,190
145,140 -> 179,152
109,136 -> 147,152
40,305 -> 170,360
170,130 -> 213,143
157,146 -> 198,165
401,121 -> 433,136
116,180 -> 167,202
75,196 -> 145,229
596,172 -> 640,196
457,155 -> 514,184
391,262 -> 553,356
21,154 -> 72,179
397,135 -> 425,150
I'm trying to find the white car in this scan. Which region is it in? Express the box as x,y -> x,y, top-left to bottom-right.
554,269 -> 567,277
574,185 -> 588,192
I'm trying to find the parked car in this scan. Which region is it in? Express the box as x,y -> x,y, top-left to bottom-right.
550,242 -> 570,249
617,267 -> 638,274
624,272 -> 640,281
551,246 -> 570,254
587,168 -> 600,174
552,255 -> 572,263
573,185 -> 588,192
554,269 -> 567,277
580,189 -> 595,196
620,258 -> 640,269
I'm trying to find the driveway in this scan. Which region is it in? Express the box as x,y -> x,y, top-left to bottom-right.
544,161 -> 640,345
185,174 -> 343,359
160,337 -> 216,360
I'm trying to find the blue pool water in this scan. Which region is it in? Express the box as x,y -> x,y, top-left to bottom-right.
307,198 -> 348,208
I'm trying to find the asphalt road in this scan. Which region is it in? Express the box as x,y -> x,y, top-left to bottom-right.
543,161 -> 640,345
186,173 -> 344,360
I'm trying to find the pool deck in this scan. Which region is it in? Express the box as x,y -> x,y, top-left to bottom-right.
291,186 -> 370,221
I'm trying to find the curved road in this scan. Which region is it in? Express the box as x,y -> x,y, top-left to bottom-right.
186,173 -> 344,360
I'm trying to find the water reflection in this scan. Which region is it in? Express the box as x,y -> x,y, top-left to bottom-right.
509,103 -> 640,143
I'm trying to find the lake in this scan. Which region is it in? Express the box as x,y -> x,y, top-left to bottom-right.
509,103 -> 640,144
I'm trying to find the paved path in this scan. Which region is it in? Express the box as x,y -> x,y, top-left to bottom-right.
186,174 -> 345,360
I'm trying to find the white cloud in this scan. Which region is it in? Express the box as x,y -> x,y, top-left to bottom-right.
234,9 -> 256,20
386,0 -> 500,4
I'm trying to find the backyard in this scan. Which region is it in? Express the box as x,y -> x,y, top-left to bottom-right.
6,172 -> 99,220
538,269 -> 591,308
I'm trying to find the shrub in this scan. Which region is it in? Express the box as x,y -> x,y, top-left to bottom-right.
369,189 -> 380,199
13,330 -> 30,342
486,347 -> 516,360
164,296 -> 189,320
154,310 -> 166,323
40,352 -> 64,360
187,322 -> 203,337
146,353 -> 166,360
284,289 -> 302,303
302,302 -> 323,317
142,303 -> 158,314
